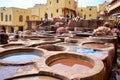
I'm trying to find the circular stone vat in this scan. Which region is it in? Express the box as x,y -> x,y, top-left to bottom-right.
8,76 -> 61,80
29,38 -> 40,40
80,41 -> 114,50
23,35 -> 39,39
56,42 -> 78,46
37,44 -> 66,51
88,36 -> 117,50
46,53 -> 104,80
0,63 -> 35,80
0,43 -> 24,49
5,72 -> 69,80
79,41 -> 114,80
41,38 -> 61,43
88,36 -> 117,64
88,36 -> 117,43
68,46 -> 109,76
69,46 -> 108,59
0,48 -> 44,63
42,38 -> 57,41
80,42 -> 115,61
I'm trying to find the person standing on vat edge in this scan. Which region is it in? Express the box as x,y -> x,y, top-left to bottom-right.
0,29 -> 9,44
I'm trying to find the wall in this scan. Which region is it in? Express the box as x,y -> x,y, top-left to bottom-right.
0,7 -> 31,32
78,6 -> 97,19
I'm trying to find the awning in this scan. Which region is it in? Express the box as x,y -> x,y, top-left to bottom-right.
112,13 -> 120,16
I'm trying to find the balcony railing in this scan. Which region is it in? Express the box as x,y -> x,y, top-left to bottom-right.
107,1 -> 120,13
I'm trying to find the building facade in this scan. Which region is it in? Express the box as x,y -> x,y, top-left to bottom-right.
0,0 -> 111,32
77,1 -> 109,20
37,0 -> 78,20
28,4 -> 41,20
97,1 -> 109,13
97,1 -> 110,20
26,0 -> 78,29
0,7 -> 31,32
77,6 -> 97,20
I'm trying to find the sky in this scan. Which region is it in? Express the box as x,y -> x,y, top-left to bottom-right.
0,0 -> 112,9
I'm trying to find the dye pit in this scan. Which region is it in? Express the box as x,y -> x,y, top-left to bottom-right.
0,64 -> 34,80
49,58 -> 93,72
42,38 -> 55,41
1,44 -> 24,49
82,42 -> 110,49
56,42 -> 78,46
0,52 -> 42,62
69,46 -> 106,58
0,37 -> 106,80
7,75 -> 62,80
37,44 -> 65,51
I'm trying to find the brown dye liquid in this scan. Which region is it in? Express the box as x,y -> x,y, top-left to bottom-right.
2,45 -> 23,49
83,43 -> 109,48
50,58 -> 93,72
39,45 -> 63,51
12,76 -> 60,80
43,38 -> 55,41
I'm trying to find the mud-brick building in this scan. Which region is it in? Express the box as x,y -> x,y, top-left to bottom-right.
0,7 -> 31,33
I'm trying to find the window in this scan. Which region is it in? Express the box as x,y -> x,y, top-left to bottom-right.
11,27 -> 14,33
84,15 -> 86,19
69,1 -> 71,4
56,0 -> 59,3
89,8 -> 92,11
89,14 -> 91,17
78,13 -> 80,16
9,15 -> 11,21
50,1 -> 51,5
19,26 -> 23,31
51,13 -> 53,18
1,13 -> 3,21
26,16 -> 29,21
81,9 -> 83,12
56,9 -> 59,13
41,18 -> 43,20
44,13 -> 48,20
19,15 -> 23,22
5,15 -> 8,21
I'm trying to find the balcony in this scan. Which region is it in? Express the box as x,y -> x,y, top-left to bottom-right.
107,1 -> 120,13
